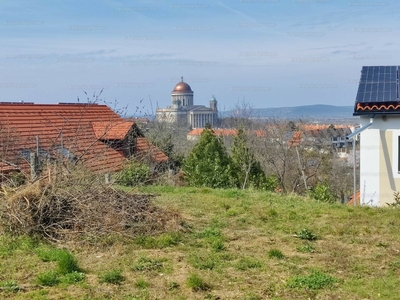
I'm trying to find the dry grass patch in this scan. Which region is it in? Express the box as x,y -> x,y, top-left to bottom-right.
2,186 -> 400,299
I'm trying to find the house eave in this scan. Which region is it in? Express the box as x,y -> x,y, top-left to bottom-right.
354,111 -> 400,116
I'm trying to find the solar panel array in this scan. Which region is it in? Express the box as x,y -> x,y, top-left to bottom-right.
356,66 -> 398,103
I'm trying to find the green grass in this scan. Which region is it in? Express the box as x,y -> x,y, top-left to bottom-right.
297,242 -> 316,253
187,273 -> 211,291
296,228 -> 318,240
287,271 -> 338,290
2,186 -> 400,299
131,256 -> 167,272
36,270 -> 60,286
268,249 -> 284,259
56,250 -> 81,274
235,256 -> 263,270
0,280 -> 21,292
135,277 -> 149,289
99,269 -> 125,285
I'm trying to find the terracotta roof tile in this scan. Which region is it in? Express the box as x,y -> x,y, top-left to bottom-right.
356,102 -> 400,112
288,131 -> 302,146
92,121 -> 134,140
0,103 -> 167,173
347,191 -> 360,206
187,128 -> 238,136
135,138 -> 169,163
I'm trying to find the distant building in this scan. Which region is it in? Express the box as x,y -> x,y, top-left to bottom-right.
156,77 -> 218,128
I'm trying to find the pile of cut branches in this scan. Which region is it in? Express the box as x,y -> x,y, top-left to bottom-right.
0,176 -> 181,242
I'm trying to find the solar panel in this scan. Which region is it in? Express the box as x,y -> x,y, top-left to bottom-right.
356,66 -> 399,103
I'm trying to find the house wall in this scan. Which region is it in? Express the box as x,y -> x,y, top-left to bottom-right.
360,115 -> 400,206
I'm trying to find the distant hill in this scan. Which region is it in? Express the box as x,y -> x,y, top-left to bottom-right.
223,104 -> 356,122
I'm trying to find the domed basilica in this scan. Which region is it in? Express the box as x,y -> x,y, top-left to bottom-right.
156,77 -> 218,128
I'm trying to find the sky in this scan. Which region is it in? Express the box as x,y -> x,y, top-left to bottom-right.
1,0 -> 399,116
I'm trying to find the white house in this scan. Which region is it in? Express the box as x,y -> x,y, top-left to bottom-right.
354,66 -> 400,206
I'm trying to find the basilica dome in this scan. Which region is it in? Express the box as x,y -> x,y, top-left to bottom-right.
172,77 -> 193,93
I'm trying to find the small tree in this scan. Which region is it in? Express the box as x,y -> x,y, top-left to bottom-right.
116,159 -> 151,187
183,125 -> 233,188
230,127 -> 267,189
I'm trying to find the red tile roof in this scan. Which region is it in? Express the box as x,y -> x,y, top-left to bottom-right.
92,121 -> 134,140
0,103 -> 167,174
136,138 -> 169,163
347,191 -> 360,206
187,128 -> 238,137
356,102 -> 400,112
288,131 -> 302,146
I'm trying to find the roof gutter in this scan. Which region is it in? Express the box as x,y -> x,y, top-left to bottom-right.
346,116 -> 374,140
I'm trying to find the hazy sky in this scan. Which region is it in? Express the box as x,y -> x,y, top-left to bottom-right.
0,0 -> 399,115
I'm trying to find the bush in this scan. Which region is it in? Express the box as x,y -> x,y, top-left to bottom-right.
309,183 -> 335,203
230,127 -> 267,189
116,159 -> 151,187
183,126 -> 233,188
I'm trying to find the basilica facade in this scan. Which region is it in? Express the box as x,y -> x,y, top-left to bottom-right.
156,77 -> 218,128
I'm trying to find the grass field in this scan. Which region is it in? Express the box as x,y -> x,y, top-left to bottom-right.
1,186 -> 400,299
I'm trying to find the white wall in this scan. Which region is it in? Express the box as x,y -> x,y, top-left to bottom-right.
359,116 -> 380,206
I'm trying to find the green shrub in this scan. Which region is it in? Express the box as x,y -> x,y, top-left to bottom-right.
309,183 -> 335,203
187,273 -> 211,291
99,269 -> 125,285
37,270 -> 60,286
287,271 -> 337,290
268,249 -> 284,259
230,127 -> 267,189
264,175 -> 279,192
183,126 -> 233,188
116,159 -> 151,187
